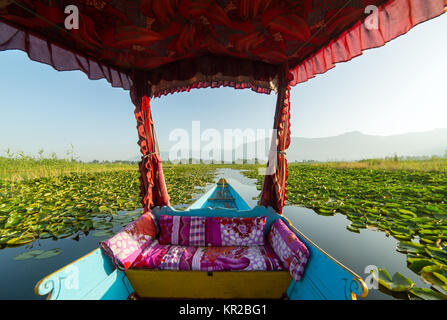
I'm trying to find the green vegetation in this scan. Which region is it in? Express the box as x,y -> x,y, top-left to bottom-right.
13,248 -> 63,261
372,269 -> 415,292
242,159 -> 447,299
0,154 -> 137,182
2,152 -> 447,299
0,156 -> 216,248
311,157 -> 447,172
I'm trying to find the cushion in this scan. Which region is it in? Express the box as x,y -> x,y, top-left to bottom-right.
159,215 -> 266,246
132,241 -> 284,272
159,215 -> 205,246
268,219 -> 310,281
100,212 -> 158,271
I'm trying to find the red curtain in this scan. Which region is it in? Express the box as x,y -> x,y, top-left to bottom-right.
260,67 -> 291,214
289,0 -> 446,86
131,74 -> 170,211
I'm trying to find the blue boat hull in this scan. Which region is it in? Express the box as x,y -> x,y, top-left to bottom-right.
35,179 -> 367,300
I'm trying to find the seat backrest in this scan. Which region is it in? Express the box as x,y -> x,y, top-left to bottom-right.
152,205 -> 282,237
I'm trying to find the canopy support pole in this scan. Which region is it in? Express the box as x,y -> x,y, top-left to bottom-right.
259,65 -> 291,214
130,72 -> 170,211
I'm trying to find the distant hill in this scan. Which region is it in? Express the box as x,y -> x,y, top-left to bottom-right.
284,128 -> 447,162
133,128 -> 447,163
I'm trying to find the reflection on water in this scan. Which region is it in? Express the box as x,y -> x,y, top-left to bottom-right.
0,168 -> 429,299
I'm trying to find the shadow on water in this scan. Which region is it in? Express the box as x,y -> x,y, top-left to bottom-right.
0,168 -> 430,299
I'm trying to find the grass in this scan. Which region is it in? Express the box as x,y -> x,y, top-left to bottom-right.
1,154 -> 446,299
0,156 -> 216,247
0,156 -> 137,182
311,158 -> 447,172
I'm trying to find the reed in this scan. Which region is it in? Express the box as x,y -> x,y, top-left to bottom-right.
306,158 -> 447,172
0,156 -> 137,182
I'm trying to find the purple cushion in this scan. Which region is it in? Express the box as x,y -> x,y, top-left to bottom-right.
268,219 -> 309,281
158,215 -> 266,246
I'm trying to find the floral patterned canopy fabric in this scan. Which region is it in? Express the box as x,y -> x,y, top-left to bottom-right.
1,0 -> 444,95
0,0 -> 445,213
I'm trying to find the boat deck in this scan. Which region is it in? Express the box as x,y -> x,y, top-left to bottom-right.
203,179 -> 237,209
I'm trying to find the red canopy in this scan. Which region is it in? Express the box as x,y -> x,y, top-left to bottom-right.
1,0 -> 445,213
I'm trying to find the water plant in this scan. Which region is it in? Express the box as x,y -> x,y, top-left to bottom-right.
0,160 -> 216,248
241,161 -> 447,299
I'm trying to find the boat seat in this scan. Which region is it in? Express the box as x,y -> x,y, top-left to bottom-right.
100,213 -> 310,298
102,213 -> 309,276
131,242 -> 284,271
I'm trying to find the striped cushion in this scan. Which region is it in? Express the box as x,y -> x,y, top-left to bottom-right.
158,215 -> 266,246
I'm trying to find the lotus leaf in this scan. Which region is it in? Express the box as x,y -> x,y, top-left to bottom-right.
13,250 -> 45,261
93,230 -> 115,237
372,269 -> 415,292
410,287 -> 447,300
34,248 -> 63,260
407,257 -> 439,274
420,272 -> 447,295
346,224 -> 360,233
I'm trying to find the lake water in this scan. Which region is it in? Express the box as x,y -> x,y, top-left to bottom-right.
213,168 -> 430,300
0,168 -> 429,299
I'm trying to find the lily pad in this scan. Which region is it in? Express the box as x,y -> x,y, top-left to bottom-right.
93,230 -> 115,238
373,268 -> 415,292
13,250 -> 45,261
6,236 -> 35,246
420,272 -> 447,295
393,234 -> 413,241
410,287 -> 447,300
346,224 -> 360,233
396,241 -> 425,255
0,164 -> 216,248
407,257 -> 438,274
92,221 -> 114,230
425,246 -> 447,264
34,248 -> 63,260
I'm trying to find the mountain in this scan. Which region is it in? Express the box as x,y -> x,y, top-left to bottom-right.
134,128 -> 447,163
283,128 -> 447,162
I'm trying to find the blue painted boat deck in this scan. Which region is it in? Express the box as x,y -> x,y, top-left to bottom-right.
34,178 -> 367,300
189,178 -> 251,211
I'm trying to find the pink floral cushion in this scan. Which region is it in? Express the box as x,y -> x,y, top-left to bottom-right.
132,242 -> 283,272
268,219 -> 310,281
101,212 -> 158,271
158,215 -> 266,246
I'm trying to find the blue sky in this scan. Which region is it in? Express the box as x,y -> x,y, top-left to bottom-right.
1,14 -> 446,162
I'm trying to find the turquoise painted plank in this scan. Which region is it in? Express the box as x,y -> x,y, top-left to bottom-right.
280,217 -> 366,300
84,269 -> 133,300
227,183 -> 251,210
35,248 -> 134,300
187,185 -> 217,210
188,180 -> 250,210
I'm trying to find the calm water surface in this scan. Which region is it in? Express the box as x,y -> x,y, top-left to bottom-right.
0,168 -> 429,299
216,168 -> 430,300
